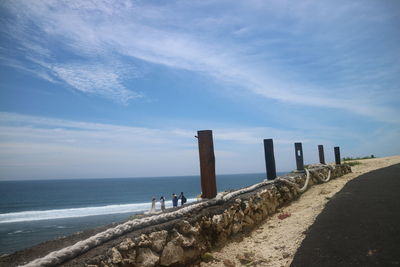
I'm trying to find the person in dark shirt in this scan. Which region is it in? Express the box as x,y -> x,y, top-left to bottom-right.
178,192 -> 187,206
172,193 -> 178,208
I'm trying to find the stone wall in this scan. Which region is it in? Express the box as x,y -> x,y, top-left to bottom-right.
24,165 -> 351,267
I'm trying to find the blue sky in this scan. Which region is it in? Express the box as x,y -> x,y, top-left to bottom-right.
0,0 -> 399,180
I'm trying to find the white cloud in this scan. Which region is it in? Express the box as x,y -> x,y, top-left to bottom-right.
1,0 -> 140,103
1,112 -> 376,180
1,0 -> 399,121
50,63 -> 141,104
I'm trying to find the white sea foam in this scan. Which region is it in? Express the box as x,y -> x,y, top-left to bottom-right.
7,230 -> 32,235
0,198 -> 196,224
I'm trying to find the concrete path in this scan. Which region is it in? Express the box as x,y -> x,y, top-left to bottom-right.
291,163 -> 400,267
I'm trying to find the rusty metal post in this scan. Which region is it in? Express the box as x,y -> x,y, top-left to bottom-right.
295,142 -> 304,171
263,139 -> 277,180
318,145 -> 325,164
334,146 -> 341,165
197,130 -> 217,199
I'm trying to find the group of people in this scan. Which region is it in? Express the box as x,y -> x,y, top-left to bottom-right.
149,192 -> 187,213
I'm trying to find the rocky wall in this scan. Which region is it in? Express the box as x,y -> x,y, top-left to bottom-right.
23,164 -> 351,267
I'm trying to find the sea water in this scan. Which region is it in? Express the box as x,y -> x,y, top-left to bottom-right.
0,173 -> 286,254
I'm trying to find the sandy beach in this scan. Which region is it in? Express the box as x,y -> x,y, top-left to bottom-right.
200,155 -> 400,267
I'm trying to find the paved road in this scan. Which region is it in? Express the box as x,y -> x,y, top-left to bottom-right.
291,163 -> 400,267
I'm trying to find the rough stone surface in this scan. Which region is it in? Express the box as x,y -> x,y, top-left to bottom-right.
136,248 -> 159,267
118,238 -> 135,251
160,240 -> 184,266
110,248 -> 122,264
149,231 -> 168,252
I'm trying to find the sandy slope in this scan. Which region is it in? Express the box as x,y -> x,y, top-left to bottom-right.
200,155 -> 400,267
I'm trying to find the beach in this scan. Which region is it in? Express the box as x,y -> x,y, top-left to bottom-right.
200,155 -> 400,267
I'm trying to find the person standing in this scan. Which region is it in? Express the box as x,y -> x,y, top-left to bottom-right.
150,197 -> 156,213
160,196 -> 166,212
178,192 -> 187,206
172,193 -> 178,208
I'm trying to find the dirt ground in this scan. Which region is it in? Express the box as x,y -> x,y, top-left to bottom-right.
200,155 -> 400,267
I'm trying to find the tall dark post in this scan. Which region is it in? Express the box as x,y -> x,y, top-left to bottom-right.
334,146 -> 341,165
295,142 -> 304,171
263,139 -> 277,180
197,130 -> 217,199
318,145 -> 326,164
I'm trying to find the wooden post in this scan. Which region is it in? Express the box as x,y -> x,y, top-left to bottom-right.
264,139 -> 277,180
334,146 -> 341,165
295,142 -> 304,171
318,145 -> 325,164
197,130 -> 217,199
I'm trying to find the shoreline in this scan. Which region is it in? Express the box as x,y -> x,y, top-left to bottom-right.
0,201 -> 201,266
0,173 -> 269,257
199,155 -> 400,267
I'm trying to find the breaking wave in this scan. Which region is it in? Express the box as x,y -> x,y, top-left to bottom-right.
0,198 -> 196,223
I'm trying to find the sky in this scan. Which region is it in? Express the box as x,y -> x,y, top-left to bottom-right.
0,0 -> 399,180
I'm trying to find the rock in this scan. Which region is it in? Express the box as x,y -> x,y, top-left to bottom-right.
201,217 -> 212,229
223,258 -> 235,267
281,186 -> 290,193
125,249 -> 137,263
136,248 -> 159,267
243,215 -> 254,225
183,248 -> 202,262
122,259 -> 135,265
110,248 -> 122,264
149,230 -> 168,252
180,220 -> 199,235
260,205 -> 269,216
160,240 -> 184,266
234,210 -> 244,222
223,211 -> 231,226
118,238 -> 135,251
137,234 -> 152,247
171,231 -> 197,248
217,231 -> 228,245
277,212 -> 291,220
212,214 -> 225,232
231,223 -> 242,234
243,201 -> 251,214
179,220 -> 192,234
181,234 -> 197,247
254,212 -> 263,222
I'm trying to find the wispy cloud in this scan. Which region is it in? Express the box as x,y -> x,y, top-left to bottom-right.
2,112 -> 386,179
1,0 -> 399,121
1,0 -> 140,103
50,63 -> 141,104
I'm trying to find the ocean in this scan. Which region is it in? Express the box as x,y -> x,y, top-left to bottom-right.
0,172 -> 286,254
